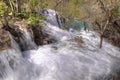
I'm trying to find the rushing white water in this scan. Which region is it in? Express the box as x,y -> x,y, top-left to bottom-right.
42,22 -> 74,41
41,9 -> 65,28
0,32 -> 42,80
18,28 -> 37,50
0,9 -> 120,80
23,23 -> 120,80
14,22 -> 37,50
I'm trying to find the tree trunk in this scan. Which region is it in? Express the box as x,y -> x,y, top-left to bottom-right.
16,0 -> 21,13
100,34 -> 103,48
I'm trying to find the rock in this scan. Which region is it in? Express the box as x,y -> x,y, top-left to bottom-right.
31,25 -> 55,45
69,36 -> 83,47
0,29 -> 11,51
13,20 -> 55,46
1,19 -> 56,51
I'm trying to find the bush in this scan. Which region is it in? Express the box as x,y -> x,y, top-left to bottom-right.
27,14 -> 40,25
0,1 -> 8,16
16,11 -> 28,19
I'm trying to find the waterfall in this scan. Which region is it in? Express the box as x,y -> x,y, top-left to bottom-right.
42,22 -> 74,41
23,25 -> 120,80
14,23 -> 37,51
0,31 -> 42,80
41,9 -> 65,28
7,32 -> 21,53
18,28 -> 37,50
0,9 -> 120,80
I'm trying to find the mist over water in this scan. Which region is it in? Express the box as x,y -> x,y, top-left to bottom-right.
0,9 -> 120,80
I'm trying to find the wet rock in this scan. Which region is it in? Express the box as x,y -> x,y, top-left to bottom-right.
69,36 -> 83,47
13,20 -> 55,46
0,29 -> 11,51
13,20 -> 37,51
31,25 -> 55,45
1,20 -> 56,51
2,22 -> 20,43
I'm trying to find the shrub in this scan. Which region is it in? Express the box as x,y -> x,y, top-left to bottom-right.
27,14 -> 40,25
0,1 -> 8,16
16,11 -> 28,19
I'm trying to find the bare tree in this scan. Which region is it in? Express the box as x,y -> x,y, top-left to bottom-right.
96,0 -> 111,48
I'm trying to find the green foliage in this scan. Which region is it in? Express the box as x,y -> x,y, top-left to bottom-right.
16,11 -> 28,19
27,14 -> 40,25
0,0 -> 86,22
27,13 -> 47,25
30,0 -> 38,5
42,2 -> 48,8
46,0 -> 86,20
0,1 -> 8,16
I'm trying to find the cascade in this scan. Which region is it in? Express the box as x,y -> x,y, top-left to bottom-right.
14,23 -> 37,50
18,27 -> 37,50
0,31 -> 41,80
41,9 -> 65,28
23,26 -> 120,80
0,9 -> 120,80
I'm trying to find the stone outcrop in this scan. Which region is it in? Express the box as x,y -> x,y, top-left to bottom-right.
31,25 -> 55,45
14,20 -> 55,46
0,29 -> 11,51
0,20 -> 55,51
